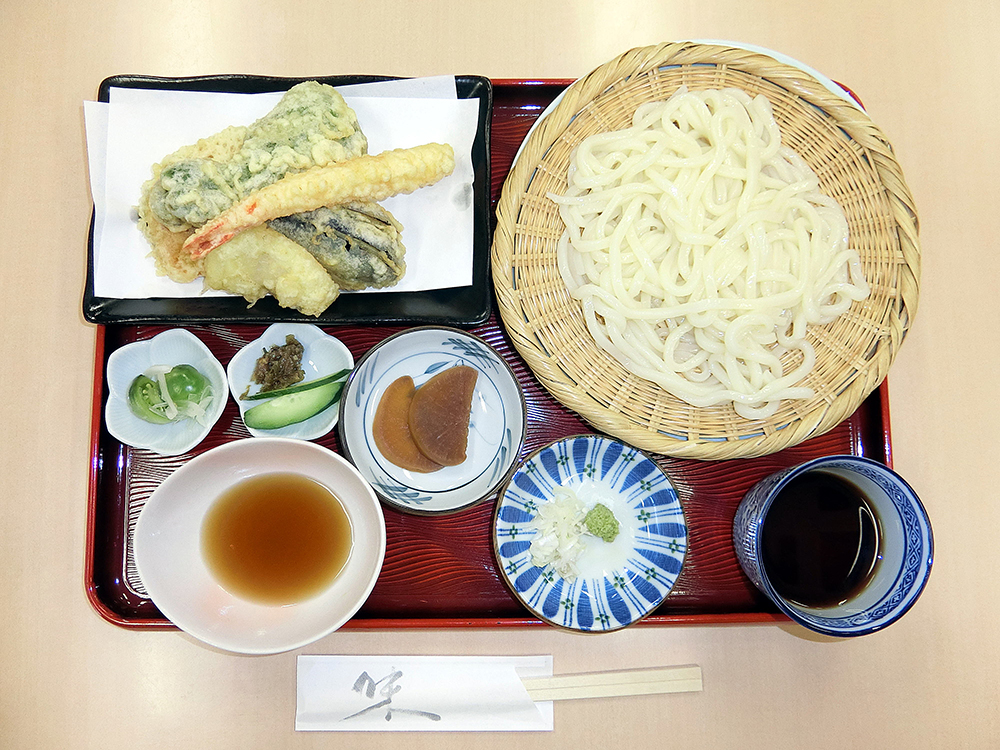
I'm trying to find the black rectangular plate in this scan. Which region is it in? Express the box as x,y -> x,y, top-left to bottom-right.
83,74 -> 493,326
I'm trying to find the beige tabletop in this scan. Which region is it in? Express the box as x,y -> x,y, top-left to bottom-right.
2,0 -> 998,746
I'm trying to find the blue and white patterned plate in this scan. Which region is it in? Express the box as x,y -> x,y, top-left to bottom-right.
338,327 -> 526,514
493,435 -> 687,632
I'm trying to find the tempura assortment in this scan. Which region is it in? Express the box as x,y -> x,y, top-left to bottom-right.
136,81 -> 455,316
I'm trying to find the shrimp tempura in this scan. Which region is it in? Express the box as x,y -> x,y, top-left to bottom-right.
184,142 -> 455,258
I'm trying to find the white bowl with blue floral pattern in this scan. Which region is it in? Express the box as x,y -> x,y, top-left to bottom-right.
227,324 -> 353,440
493,435 -> 687,632
338,327 -> 526,515
104,328 -> 228,456
733,455 -> 934,637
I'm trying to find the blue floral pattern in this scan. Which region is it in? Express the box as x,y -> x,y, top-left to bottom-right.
733,456 -> 933,637
495,435 -> 687,632
339,327 -> 525,514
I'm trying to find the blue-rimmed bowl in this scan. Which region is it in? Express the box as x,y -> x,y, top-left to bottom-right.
493,435 -> 687,632
733,455 -> 933,637
338,327 -> 526,515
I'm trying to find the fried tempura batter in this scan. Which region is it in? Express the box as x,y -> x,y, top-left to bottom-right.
136,125 -> 249,282
202,226 -> 339,317
268,201 -> 406,290
147,82 -> 367,232
184,143 -> 455,257
135,82 -> 457,316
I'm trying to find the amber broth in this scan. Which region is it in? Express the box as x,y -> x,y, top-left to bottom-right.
201,473 -> 353,606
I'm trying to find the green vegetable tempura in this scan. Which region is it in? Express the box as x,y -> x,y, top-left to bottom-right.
584,503 -> 620,543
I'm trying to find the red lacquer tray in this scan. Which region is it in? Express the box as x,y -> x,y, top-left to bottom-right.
85,80 -> 893,630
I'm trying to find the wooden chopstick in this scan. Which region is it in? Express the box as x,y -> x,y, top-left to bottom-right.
521,665 -> 702,701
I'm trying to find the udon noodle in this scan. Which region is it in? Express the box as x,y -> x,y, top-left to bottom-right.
551,87 -> 870,419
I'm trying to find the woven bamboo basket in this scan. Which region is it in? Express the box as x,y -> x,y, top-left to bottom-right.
491,42 -> 920,460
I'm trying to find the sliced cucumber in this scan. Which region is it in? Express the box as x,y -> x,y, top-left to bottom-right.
241,368 -> 351,401
242,380 -> 345,430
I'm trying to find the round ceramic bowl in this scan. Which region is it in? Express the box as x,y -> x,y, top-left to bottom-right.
227,323 -> 353,440
338,326 -> 526,515
733,455 -> 933,637
104,328 -> 228,456
133,438 -> 386,655
493,435 -> 687,632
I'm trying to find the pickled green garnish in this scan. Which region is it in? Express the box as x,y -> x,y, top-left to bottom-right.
127,364 -> 213,425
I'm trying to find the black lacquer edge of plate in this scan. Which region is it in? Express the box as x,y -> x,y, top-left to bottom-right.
83,73 -> 494,327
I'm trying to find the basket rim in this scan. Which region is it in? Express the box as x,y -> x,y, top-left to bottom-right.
490,41 -> 920,460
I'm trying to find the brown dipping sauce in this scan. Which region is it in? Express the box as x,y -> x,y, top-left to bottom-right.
201,473 -> 352,606
760,471 -> 881,609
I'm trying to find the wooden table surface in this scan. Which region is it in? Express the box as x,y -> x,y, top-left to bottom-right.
2,1 -> 997,747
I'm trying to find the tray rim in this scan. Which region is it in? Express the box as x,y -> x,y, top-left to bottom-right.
84,78 -> 895,631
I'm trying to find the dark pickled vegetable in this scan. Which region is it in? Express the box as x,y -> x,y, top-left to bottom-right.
250,335 -> 305,393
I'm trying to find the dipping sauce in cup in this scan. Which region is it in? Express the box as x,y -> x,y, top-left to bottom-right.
733,455 -> 933,637
133,438 -> 386,654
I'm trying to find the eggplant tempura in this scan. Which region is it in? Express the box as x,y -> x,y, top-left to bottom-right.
269,202 -> 406,291
135,81 -> 455,315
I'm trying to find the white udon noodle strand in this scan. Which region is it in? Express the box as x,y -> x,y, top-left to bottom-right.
551,87 -> 870,419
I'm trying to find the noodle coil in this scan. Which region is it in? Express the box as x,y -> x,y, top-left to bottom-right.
551,87 -> 870,419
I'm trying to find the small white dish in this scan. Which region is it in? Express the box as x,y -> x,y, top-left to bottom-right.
227,324 -> 354,440
104,328 -> 227,456
493,435 -> 687,632
338,326 -> 526,515
133,438 -> 386,655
